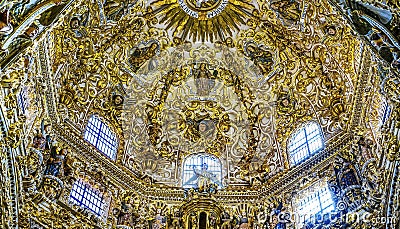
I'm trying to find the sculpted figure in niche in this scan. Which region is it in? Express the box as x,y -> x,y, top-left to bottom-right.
41,120 -> 53,150
117,197 -> 139,227
356,136 -> 374,161
170,208 -> 182,229
27,135 -> 45,175
43,145 -> 67,177
190,212 -> 197,229
194,63 -> 217,96
1,23 -> 38,69
69,9 -> 89,38
198,120 -> 216,139
128,41 -> 160,73
238,211 -> 251,229
32,134 -> 46,151
39,176 -> 63,201
244,42 -> 274,75
221,210 -> 231,229
152,208 -> 166,229
270,0 -> 301,23
209,212 -> 217,229
261,197 -> 288,229
22,133 -> 47,194
361,160 -> 384,198
0,9 -> 13,36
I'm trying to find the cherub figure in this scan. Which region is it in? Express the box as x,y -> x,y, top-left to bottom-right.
69,8 -> 89,38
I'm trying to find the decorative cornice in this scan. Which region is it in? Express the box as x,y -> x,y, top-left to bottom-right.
54,119 -> 352,202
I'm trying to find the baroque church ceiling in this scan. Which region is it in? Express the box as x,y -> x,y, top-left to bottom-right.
0,0 -> 398,190
51,0 -> 362,187
1,0 -> 400,228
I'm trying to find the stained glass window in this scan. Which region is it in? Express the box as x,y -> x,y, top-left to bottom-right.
182,154 -> 222,189
69,179 -> 106,217
296,182 -> 335,226
288,122 -> 324,165
84,115 -> 118,160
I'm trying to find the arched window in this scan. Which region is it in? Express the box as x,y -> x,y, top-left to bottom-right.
182,153 -> 222,189
288,122 -> 324,165
69,179 -> 108,217
84,115 -> 118,160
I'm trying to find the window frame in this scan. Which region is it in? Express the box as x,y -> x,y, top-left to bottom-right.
287,121 -> 324,166
294,180 -> 335,227
68,179 -> 107,217
84,115 -> 119,160
182,153 -> 223,189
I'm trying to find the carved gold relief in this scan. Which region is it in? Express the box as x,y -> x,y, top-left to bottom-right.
1,0 -> 398,228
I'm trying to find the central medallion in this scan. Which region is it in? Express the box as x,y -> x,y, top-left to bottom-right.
178,0 -> 228,19
147,0 -> 257,41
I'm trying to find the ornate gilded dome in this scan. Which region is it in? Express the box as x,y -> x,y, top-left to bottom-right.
0,0 -> 399,228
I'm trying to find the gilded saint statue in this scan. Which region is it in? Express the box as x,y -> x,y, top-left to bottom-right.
270,0 -> 301,23
128,41 -> 160,72
44,146 -> 67,177
194,63 -> 217,96
244,42 -> 274,75
152,208 -> 166,229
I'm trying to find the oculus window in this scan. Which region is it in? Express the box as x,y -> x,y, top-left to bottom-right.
182,153 -> 223,189
296,182 -> 335,227
84,115 -> 118,160
288,122 -> 324,165
69,179 -> 107,217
